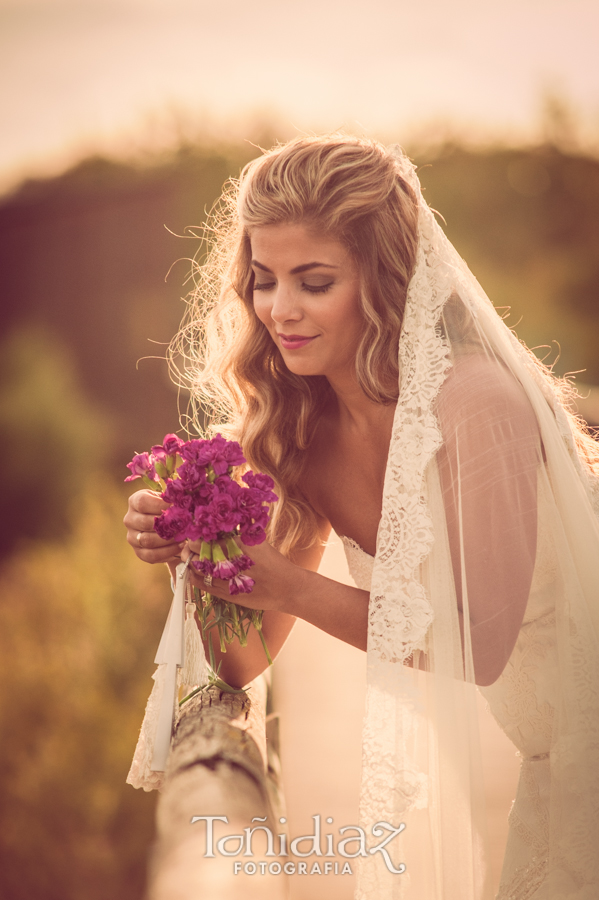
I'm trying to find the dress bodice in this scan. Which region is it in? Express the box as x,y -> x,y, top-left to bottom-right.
339,534 -> 375,592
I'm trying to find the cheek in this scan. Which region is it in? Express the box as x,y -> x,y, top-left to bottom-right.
252,295 -> 273,329
333,291 -> 363,333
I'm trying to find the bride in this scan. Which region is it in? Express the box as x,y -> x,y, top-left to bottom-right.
124,135 -> 599,899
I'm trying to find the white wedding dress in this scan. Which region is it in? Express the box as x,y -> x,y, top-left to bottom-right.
339,463 -> 582,900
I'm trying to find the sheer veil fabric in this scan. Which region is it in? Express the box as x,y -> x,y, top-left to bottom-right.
356,148 -> 599,899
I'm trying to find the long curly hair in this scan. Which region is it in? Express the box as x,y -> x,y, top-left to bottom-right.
169,135 -> 419,555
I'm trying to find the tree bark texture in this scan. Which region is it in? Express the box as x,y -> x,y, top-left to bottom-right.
148,673 -> 287,900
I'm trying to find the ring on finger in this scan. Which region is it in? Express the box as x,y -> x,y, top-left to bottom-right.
204,574 -> 213,588
136,532 -> 143,546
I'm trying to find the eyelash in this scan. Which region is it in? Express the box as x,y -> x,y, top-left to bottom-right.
253,282 -> 334,295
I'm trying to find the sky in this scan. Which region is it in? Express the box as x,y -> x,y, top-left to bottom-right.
1,0 -> 598,191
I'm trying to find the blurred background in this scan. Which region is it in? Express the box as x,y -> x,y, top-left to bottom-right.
1,1 -> 598,898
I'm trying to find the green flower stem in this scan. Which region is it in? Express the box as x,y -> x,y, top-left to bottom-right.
216,613 -> 227,653
257,628 -> 273,667
230,601 -> 240,631
142,475 -> 162,492
178,636 -> 248,706
199,541 -> 213,562
154,460 -> 168,478
225,535 -> 243,559
193,588 -> 272,670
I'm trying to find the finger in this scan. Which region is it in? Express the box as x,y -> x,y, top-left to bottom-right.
123,492 -> 169,528
189,574 -> 230,599
123,502 -> 180,544
181,544 -> 200,563
136,544 -> 185,565
181,544 -> 191,563
127,528 -> 185,554
183,554 -> 230,599
123,509 -> 162,534
133,489 -> 171,515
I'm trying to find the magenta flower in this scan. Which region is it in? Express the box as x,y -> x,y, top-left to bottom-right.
195,481 -> 218,505
228,573 -> 256,595
162,433 -> 184,456
125,432 -> 277,669
237,554 -> 254,572
187,515 -> 219,544
179,438 -> 216,468
180,434 -> 246,475
125,452 -> 159,483
162,479 -> 193,509
150,445 -> 168,464
237,490 -> 263,518
213,558 -> 241,579
213,436 -> 246,472
242,471 -> 278,503
154,507 -> 192,542
241,505 -> 270,530
176,460 -> 208,491
214,475 -> 242,499
239,522 -> 268,546
127,434 -> 276,598
208,492 -> 239,533
191,557 -> 216,577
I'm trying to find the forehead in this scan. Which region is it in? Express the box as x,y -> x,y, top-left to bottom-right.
249,222 -> 350,267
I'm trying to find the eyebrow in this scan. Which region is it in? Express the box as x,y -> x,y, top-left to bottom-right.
251,260 -> 338,275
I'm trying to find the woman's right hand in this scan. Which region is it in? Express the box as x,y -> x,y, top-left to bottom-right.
123,489 -> 185,565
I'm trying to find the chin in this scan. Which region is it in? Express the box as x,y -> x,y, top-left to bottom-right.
281,360 -> 324,378
275,348 -> 319,376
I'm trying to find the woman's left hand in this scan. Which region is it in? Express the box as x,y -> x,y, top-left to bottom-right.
181,537 -> 300,614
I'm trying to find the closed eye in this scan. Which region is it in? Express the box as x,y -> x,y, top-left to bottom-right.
303,282 -> 333,294
253,281 -> 333,294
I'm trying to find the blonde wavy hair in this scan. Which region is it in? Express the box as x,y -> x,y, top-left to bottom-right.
169,135 -> 419,556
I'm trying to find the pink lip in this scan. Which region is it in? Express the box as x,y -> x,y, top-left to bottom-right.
278,333 -> 318,350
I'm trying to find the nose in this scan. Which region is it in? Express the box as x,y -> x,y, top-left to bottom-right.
270,284 -> 302,324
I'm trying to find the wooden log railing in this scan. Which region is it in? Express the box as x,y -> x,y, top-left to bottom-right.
147,673 -> 287,900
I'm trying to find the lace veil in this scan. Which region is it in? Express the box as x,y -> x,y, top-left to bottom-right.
358,147 -> 599,898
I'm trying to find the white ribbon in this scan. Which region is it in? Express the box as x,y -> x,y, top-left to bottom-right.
150,559 -> 189,771
127,558 -> 211,789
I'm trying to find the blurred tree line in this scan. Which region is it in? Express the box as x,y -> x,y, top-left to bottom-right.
0,135 -> 598,900
418,143 -> 599,384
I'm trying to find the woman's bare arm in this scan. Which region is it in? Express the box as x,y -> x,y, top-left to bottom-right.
436,356 -> 540,686
181,516 -> 370,687
124,491 -> 369,688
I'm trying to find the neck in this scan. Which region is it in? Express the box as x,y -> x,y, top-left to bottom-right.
326,371 -> 394,434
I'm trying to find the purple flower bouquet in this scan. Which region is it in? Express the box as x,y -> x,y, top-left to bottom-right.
125,433 -> 278,667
